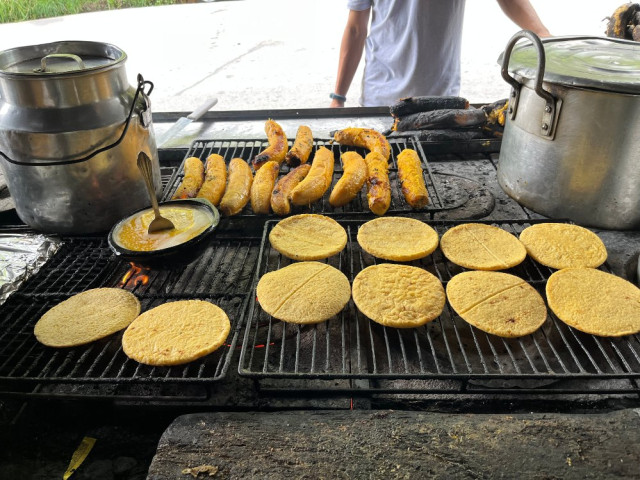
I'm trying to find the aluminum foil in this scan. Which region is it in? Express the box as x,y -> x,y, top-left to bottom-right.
0,232 -> 62,305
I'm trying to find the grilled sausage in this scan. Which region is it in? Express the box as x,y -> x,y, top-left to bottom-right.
390,96 -> 469,118
290,146 -> 334,206
252,119 -> 288,171
219,158 -> 253,216
250,160 -> 280,214
329,151 -> 367,207
284,125 -> 313,167
271,164 -> 311,216
196,153 -> 227,206
172,156 -> 205,199
397,149 -> 429,209
364,151 -> 391,216
332,127 -> 391,161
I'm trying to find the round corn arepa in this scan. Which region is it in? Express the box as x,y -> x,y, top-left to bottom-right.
519,223 -> 607,269
122,300 -> 231,366
269,214 -> 347,261
446,271 -> 547,338
352,264 -> 445,328
357,217 -> 439,261
34,288 -> 141,348
256,261 -> 351,324
440,223 -> 526,270
546,267 -> 640,337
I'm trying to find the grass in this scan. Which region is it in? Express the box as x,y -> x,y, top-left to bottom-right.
0,0 -> 196,24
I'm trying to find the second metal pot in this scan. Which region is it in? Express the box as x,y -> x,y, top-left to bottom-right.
497,32 -> 640,230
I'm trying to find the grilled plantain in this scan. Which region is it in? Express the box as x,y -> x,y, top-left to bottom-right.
271,164 -> 311,216
250,160 -> 280,214
284,125 -> 313,167
252,119 -> 288,171
364,151 -> 391,216
172,157 -> 205,199
290,146 -> 335,206
397,149 -> 428,209
329,151 -> 367,207
219,158 -> 253,216
333,127 -> 391,161
196,153 -> 227,206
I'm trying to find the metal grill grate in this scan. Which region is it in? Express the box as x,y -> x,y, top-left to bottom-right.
162,137 -> 466,215
238,219 -> 640,392
0,235 -> 261,384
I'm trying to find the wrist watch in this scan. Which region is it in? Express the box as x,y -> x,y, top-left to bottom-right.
330,92 -> 347,102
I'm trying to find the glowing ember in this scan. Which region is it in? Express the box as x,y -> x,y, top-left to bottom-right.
119,262 -> 150,288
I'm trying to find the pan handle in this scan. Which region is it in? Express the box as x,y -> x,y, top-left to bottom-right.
501,30 -> 557,137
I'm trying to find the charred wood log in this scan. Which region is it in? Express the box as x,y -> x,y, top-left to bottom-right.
389,96 -> 469,118
393,108 -> 487,132
606,3 -> 640,40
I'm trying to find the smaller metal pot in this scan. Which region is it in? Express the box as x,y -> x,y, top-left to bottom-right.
0,41 -> 159,234
108,199 -> 220,265
497,31 -> 640,230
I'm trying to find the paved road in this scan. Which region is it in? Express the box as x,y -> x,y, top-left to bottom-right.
0,0 -> 625,112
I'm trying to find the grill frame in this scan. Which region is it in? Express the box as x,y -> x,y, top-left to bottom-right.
238,218 -> 640,394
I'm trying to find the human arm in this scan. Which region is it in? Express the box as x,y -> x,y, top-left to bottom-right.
495,0 -> 551,37
330,8 -> 370,108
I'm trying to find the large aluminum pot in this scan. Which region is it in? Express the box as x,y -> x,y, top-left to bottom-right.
0,41 -> 160,234
497,31 -> 640,230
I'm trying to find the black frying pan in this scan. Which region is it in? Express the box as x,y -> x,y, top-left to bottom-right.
108,198 -> 220,265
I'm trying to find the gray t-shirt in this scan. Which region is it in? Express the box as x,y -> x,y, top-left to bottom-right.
348,0 -> 466,106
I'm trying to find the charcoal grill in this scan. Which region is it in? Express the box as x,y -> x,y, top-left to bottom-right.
238,218 -> 640,394
162,137 -> 465,215
1,136 -> 639,402
0,166 -> 261,392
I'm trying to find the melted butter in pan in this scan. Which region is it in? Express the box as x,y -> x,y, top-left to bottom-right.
115,206 -> 212,252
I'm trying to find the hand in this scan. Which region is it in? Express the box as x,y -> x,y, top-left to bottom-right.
330,98 -> 345,108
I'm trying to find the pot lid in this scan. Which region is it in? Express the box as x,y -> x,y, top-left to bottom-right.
500,35 -> 640,94
0,40 -> 126,76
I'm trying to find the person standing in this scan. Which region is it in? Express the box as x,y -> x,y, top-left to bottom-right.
329,0 -> 551,107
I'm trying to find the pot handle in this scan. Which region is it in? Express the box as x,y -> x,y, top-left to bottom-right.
33,53 -> 86,73
0,74 -> 154,167
501,30 -> 557,138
